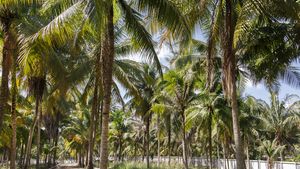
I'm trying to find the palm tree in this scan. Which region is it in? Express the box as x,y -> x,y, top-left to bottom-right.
258,140 -> 285,169
23,76 -> 46,169
240,96 -> 265,169
187,91 -> 228,169
0,1 -> 17,133
110,110 -> 131,161
156,68 -> 198,169
259,92 -> 300,160
126,64 -> 159,168
221,1 -> 247,168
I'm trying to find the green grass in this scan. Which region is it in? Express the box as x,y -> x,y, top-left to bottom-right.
110,162 -> 204,169
0,164 -> 50,169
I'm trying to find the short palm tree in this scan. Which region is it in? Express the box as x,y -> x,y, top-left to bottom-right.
258,140 -> 285,169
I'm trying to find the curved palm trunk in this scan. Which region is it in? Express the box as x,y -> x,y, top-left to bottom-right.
223,1 -> 245,169
0,23 -> 12,131
10,44 -> 17,169
99,4 -> 114,169
23,99 -> 39,169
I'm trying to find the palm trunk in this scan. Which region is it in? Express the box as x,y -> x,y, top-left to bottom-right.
79,151 -> 82,167
223,1 -> 245,169
23,99 -> 39,169
118,136 -> 122,161
157,113 -> 160,166
168,114 -> 171,166
53,127 -> 59,165
222,141 -> 227,169
182,112 -> 188,169
267,158 -> 273,169
19,141 -> 24,166
85,149 -> 88,167
99,4 -> 114,169
142,135 -> 145,162
36,103 -> 42,169
216,126 -> 220,169
98,101 -> 103,168
206,2 -> 217,92
10,44 -> 17,169
208,111 -> 213,169
87,58 -> 100,169
0,22 -> 12,131
246,137 -> 250,169
146,116 -> 150,168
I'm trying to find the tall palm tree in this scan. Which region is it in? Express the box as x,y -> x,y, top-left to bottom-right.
221,1 -> 246,168
0,2 -> 17,132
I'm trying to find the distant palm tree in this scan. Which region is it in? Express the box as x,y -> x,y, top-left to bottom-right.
258,140 -> 285,169
259,92 -> 300,160
155,68 -> 198,169
126,64 -> 159,168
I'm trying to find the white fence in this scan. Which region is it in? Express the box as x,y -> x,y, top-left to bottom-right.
134,156 -> 300,169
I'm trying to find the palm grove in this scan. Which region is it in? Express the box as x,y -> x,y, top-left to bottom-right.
0,0 -> 300,169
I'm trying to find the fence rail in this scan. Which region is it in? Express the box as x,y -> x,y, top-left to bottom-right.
132,156 -> 300,169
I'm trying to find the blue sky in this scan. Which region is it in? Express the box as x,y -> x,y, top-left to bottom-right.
244,81 -> 300,102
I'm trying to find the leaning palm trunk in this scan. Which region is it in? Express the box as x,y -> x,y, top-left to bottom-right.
222,1 -> 245,169
23,99 -> 39,169
99,4 -> 114,169
0,23 -> 13,131
10,45 -> 17,169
